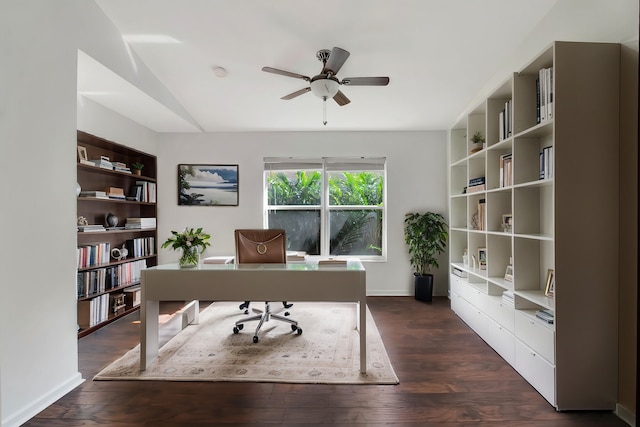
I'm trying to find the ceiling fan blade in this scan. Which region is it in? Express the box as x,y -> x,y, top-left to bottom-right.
333,90 -> 351,106
323,47 -> 350,75
262,67 -> 310,81
341,76 -> 390,86
281,87 -> 311,100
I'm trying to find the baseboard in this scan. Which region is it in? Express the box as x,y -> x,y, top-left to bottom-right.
616,403 -> 636,427
2,373 -> 84,427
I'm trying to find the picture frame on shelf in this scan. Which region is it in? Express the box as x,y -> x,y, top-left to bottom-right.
504,265 -> 514,282
477,247 -> 487,270
77,145 -> 88,162
177,164 -> 239,206
544,269 -> 555,297
502,214 -> 513,233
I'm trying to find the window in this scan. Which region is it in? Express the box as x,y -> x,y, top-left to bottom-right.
264,157 -> 386,260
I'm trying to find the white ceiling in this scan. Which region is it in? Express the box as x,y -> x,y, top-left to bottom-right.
83,1 -> 577,132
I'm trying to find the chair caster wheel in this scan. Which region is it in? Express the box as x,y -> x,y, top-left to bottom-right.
296,327 -> 302,335
284,311 -> 290,316
244,310 -> 249,314
233,324 -> 243,334
253,336 -> 259,343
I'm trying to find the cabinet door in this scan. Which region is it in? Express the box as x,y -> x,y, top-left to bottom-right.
515,339 -> 556,406
515,310 -> 555,363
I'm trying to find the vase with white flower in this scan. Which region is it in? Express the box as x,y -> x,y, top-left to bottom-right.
161,227 -> 211,268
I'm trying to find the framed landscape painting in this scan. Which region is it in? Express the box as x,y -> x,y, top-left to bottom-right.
178,164 -> 239,206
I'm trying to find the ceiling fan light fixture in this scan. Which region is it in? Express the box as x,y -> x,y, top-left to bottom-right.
310,78 -> 339,99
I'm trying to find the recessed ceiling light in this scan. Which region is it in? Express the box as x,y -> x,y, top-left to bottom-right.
212,66 -> 228,78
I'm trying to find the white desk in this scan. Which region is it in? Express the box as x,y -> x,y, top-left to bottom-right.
140,260 -> 367,372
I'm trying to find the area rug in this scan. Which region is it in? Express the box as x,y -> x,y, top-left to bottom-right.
94,301 -> 399,384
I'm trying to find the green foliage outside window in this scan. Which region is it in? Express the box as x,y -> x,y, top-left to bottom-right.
267,170 -> 384,256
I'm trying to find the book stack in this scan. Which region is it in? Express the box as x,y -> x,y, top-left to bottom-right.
286,251 -> 307,261
539,146 -> 553,179
536,67 -> 554,123
78,294 -> 109,329
125,217 -> 157,230
91,156 -> 113,170
79,190 -> 108,200
452,267 -> 467,278
535,309 -> 554,324
107,187 -> 126,200
466,177 -> 485,193
112,161 -> 132,174
502,290 -> 514,307
126,236 -> 156,257
498,99 -> 513,141
77,224 -> 106,233
499,153 -> 513,187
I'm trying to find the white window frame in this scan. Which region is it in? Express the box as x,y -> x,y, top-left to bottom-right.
264,157 -> 387,261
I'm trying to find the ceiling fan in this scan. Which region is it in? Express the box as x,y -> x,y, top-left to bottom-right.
262,47 -> 390,125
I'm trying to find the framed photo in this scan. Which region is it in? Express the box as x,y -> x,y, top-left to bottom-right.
502,213 -> 513,232
544,269 -> 555,297
477,247 -> 487,270
77,146 -> 88,162
178,164 -> 239,206
504,265 -> 513,282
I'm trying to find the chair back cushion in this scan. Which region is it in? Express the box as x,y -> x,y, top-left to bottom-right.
235,229 -> 287,264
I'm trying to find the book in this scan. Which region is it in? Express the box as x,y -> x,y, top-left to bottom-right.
466,184 -> 485,194
318,258 -> 347,266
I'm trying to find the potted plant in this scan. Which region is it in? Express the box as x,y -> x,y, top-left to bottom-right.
404,212 -> 448,302
161,227 -> 211,268
131,161 -> 144,176
469,131 -> 485,154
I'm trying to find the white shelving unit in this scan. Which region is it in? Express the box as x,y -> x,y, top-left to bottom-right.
448,41 -> 620,410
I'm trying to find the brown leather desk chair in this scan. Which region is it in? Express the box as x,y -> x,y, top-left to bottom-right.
232,229 -> 302,343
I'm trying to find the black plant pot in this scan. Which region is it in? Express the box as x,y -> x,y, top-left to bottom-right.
414,273 -> 434,302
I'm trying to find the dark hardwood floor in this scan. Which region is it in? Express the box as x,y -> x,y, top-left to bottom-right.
24,297 -> 627,426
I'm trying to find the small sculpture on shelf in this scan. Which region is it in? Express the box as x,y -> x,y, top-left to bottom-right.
105,213 -> 119,228
111,244 -> 129,261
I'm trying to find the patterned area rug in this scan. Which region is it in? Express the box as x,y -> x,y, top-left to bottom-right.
94,301 -> 399,384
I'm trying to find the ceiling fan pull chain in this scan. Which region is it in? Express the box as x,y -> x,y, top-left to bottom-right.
323,97 -> 328,125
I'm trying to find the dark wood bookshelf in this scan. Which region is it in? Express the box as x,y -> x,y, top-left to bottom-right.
76,130 -> 157,337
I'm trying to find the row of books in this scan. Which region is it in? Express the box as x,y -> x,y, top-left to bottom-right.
77,242 -> 111,268
126,236 -> 156,258
133,181 -> 156,203
125,217 -> 157,230
78,294 -> 110,329
79,190 -> 108,200
498,99 -> 513,141
499,153 -> 513,187
537,67 -> 554,123
540,146 -> 553,179
466,176 -> 485,194
76,259 -> 147,298
476,198 -> 486,231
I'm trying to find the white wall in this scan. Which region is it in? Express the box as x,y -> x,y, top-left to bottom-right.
157,131 -> 448,296
0,1 -> 166,426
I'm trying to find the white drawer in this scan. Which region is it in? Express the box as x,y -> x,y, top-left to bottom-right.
450,275 -> 469,300
484,316 -> 515,366
515,339 -> 556,406
485,296 -> 515,333
515,310 -> 555,364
